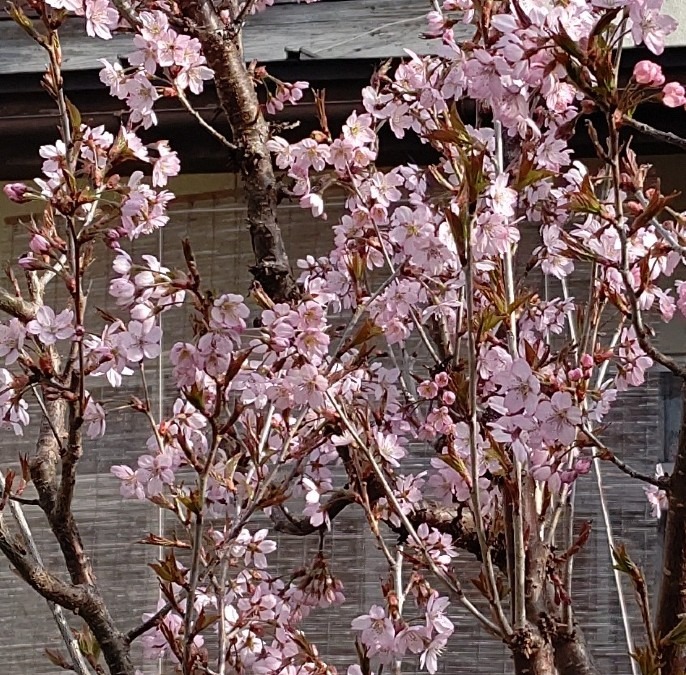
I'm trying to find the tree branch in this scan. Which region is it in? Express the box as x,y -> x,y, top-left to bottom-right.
0,517 -> 87,610
125,601 -> 173,644
0,469 -> 94,675
622,115 -> 686,154
582,427 -> 667,488
0,287 -> 36,322
176,88 -> 238,151
553,624 -> 602,675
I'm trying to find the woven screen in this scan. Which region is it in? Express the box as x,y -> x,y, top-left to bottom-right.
0,172 -> 674,674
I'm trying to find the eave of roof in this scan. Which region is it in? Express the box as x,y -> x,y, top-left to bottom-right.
0,0 -> 448,76
1,2 -> 686,178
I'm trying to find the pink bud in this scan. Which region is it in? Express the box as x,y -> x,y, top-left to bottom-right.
3,183 -> 29,204
633,60 -> 665,87
441,390 -> 456,405
29,234 -> 51,254
434,371 -> 449,387
662,82 -> 686,108
580,353 -> 594,369
568,367 -> 583,382
18,253 -> 43,271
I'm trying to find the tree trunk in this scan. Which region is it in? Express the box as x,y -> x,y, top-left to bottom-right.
512,630 -> 557,675
553,626 -> 602,675
179,0 -> 299,304
656,380 -> 686,674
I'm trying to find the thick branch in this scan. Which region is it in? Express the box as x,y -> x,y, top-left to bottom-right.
271,487 -> 506,567
0,518 -> 87,610
179,0 -> 299,303
553,625 -> 602,675
30,398 -> 94,586
656,380 -> 686,673
0,287 -> 36,321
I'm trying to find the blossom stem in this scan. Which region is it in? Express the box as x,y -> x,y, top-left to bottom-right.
603,111 -> 640,675
176,88 -> 238,151
464,211 -> 513,635
494,120 -> 527,632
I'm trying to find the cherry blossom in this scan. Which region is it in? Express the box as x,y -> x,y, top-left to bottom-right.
27,307 -> 75,346
4,0 -> 686,671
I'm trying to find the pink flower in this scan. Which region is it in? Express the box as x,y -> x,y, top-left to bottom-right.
416,523 -> 457,569
633,60 -> 665,87
83,397 -> 106,438
535,391 -> 581,447
136,453 -> 175,496
0,319 -> 26,364
290,364 -> 328,409
374,431 -> 406,467
300,192 -> 325,218
99,59 -> 127,98
27,306 -> 75,345
630,0 -> 677,55
177,63 -> 214,95
420,632 -> 449,674
662,82 -> 686,108
39,140 -> 67,179
85,0 -> 119,40
121,318 -> 162,362
492,358 -> 540,414
644,464 -> 668,518
425,593 -> 454,635
151,141 -> 180,187
487,174 -> 518,218
111,465 -> 145,500
351,605 -> 396,655
242,529 -> 277,569
44,0 -> 82,12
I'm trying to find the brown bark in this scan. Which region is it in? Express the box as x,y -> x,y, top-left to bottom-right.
553,626 -> 602,675
656,380 -> 686,674
511,628 -> 557,675
26,398 -> 133,674
30,398 -> 94,586
179,0 -> 299,304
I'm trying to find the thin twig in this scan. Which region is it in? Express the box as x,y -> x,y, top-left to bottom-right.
583,426 -> 666,488
327,393 -> 503,637
604,110 -> 641,675
494,121 -> 527,632
177,89 -> 238,151
126,601 -> 173,643
464,210 -> 512,635
622,115 -> 686,154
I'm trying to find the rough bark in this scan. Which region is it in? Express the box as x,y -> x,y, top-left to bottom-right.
179,0 -> 299,303
511,628 -> 558,675
25,397 -> 133,674
656,380 -> 686,673
30,398 -> 95,586
553,626 -> 602,675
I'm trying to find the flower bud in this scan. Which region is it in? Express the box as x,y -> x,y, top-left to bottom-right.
3,183 -> 29,204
